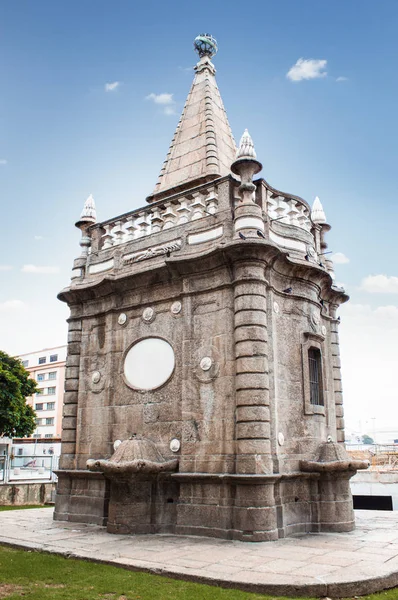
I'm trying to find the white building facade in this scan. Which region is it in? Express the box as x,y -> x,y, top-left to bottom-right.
18,345 -> 67,439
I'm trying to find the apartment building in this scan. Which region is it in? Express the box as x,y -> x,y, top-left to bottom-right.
18,345 -> 66,439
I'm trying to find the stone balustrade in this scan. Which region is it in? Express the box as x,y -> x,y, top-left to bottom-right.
93,183 -> 312,256
98,187 -> 219,251
267,192 -> 312,232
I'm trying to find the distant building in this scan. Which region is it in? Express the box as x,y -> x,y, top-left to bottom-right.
17,345 -> 66,440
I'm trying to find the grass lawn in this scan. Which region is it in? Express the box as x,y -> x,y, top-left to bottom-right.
1,545 -> 398,600
0,505 -> 53,512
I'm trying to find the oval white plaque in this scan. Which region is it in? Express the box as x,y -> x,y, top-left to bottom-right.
142,307 -> 155,322
113,439 -> 122,451
170,438 -> 180,452
124,338 -> 175,390
118,313 -> 127,325
171,301 -> 182,315
200,357 -> 212,371
92,371 -> 101,384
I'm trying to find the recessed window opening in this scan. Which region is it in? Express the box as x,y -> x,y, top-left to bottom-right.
308,347 -> 324,406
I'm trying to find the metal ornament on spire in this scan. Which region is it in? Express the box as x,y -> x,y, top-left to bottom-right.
194,34 -> 218,58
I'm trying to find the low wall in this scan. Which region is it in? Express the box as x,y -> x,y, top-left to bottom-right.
0,482 -> 56,506
350,470 -> 398,510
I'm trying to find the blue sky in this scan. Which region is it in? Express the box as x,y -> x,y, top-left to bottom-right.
1,1 -> 397,439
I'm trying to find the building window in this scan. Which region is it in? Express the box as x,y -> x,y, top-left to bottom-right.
35,418 -> 41,425
38,356 -> 46,364
37,374 -> 45,382
47,387 -> 56,395
36,389 -> 44,396
45,434 -> 53,438
46,402 -> 55,410
33,433 -> 41,438
45,418 -> 54,425
17,448 -> 23,456
35,403 -> 43,411
48,372 -> 56,380
50,354 -> 58,362
22,360 -> 29,368
308,347 -> 324,406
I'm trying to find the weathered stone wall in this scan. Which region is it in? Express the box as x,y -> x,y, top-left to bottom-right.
0,482 -> 55,505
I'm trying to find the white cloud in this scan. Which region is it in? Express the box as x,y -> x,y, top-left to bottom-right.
0,265 -> 12,271
336,76 -> 348,82
0,159 -> 7,165
361,274 -> 398,294
286,58 -> 327,82
0,300 -> 27,312
331,252 -> 350,264
34,235 -> 44,241
105,81 -> 120,92
339,303 -> 398,439
146,93 -> 176,116
22,264 -> 60,274
146,92 -> 174,105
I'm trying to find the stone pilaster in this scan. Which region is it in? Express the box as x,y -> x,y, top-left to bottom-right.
234,260 -> 271,473
59,317 -> 82,470
330,315 -> 345,443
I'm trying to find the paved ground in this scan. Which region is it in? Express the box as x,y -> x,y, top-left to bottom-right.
1,508 -> 398,597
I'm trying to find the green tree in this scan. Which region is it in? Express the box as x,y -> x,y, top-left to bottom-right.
0,350 -> 37,437
362,434 -> 374,445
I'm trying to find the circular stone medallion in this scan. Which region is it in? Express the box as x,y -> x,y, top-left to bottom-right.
113,439 -> 122,451
142,307 -> 155,322
321,325 -> 327,336
118,313 -> 127,325
124,338 -> 175,390
200,357 -> 212,371
171,301 -> 182,315
273,301 -> 279,314
92,371 -> 101,384
278,432 -> 285,446
170,438 -> 181,453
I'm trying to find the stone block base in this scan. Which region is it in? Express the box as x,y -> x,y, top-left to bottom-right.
53,470 -> 110,526
106,474 -> 178,534
53,470 -> 356,540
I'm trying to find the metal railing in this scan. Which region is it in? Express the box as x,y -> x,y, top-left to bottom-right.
0,454 -> 59,484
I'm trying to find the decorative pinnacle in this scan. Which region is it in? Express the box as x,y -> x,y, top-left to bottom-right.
311,196 -> 327,224
75,194 -> 97,229
236,129 -> 257,160
231,129 -> 262,178
194,33 -> 218,59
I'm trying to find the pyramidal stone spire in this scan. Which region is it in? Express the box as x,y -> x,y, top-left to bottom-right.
148,34 -> 237,201
311,196 -> 327,224
78,194 -> 97,225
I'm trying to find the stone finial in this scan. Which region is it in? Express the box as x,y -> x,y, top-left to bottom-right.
311,196 -> 327,224
231,130 -> 262,200
79,194 -> 97,225
75,194 -> 97,258
236,129 -> 257,160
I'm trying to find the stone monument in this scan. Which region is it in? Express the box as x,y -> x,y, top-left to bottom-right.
54,34 -> 368,541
